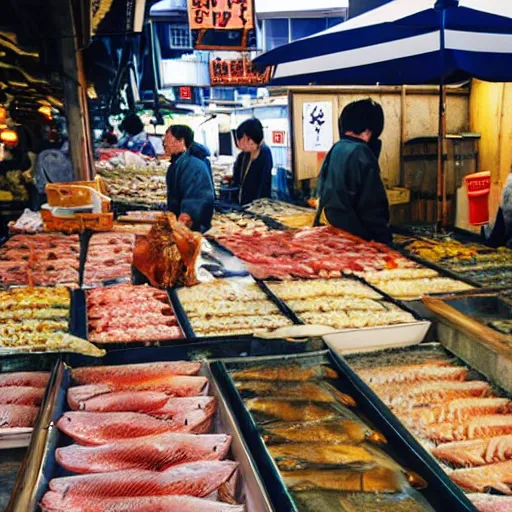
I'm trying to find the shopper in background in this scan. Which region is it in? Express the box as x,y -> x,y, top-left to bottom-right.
232,118 -> 273,205
117,113 -> 155,157
164,124 -> 214,233
314,99 -> 392,245
482,172 -> 512,249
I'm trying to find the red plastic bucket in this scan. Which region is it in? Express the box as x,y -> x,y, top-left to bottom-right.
465,171 -> 491,225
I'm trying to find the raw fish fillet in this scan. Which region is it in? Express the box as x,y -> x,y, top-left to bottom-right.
0,404 -> 39,427
57,410 -> 214,445
0,386 -> 45,406
359,361 -> 467,386
68,375 -> 208,397
0,371 -> 49,388
450,460 -> 512,494
45,461 -> 239,499
432,436 -> 512,467
56,433 -> 232,473
71,362 -> 201,385
41,494 -> 244,512
468,493 -> 512,512
425,415 -> 512,443
68,388 -> 169,412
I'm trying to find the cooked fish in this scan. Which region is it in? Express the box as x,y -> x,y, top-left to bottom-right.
235,381 -> 356,407
262,419 -> 382,445
268,443 -> 378,471
245,398 -> 346,424
282,466 -> 404,493
232,364 -> 338,382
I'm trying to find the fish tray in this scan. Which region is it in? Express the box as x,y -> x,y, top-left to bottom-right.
6,347 -> 273,512
0,354 -> 59,450
423,294 -> 512,392
74,288 -> 190,351
210,351 -> 476,512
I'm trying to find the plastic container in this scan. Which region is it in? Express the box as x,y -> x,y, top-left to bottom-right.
465,171 -> 491,225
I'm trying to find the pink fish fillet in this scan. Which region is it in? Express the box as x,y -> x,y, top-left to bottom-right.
45,461 -> 239,499
71,362 -> 201,385
0,404 -> 39,427
67,376 -> 208,397
467,493 -> 512,512
0,371 -> 49,388
0,386 -> 45,406
67,387 -> 170,412
432,436 -> 512,467
450,460 -> 512,494
40,494 -> 245,512
56,432 -> 232,473
57,411 -> 214,445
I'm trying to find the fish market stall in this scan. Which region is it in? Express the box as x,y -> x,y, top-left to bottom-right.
210,351 -> 475,512
343,343 -> 512,511
7,349 -> 272,512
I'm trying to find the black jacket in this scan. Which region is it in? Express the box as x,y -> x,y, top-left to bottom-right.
166,143 -> 214,233
232,143 -> 273,205
315,136 -> 392,244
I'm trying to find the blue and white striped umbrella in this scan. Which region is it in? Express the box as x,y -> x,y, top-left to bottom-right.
254,0 -> 512,86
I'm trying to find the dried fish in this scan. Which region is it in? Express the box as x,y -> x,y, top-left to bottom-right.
232,364 -> 338,382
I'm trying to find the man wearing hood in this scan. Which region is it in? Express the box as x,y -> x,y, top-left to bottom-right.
314,99 -> 392,245
164,125 -> 214,232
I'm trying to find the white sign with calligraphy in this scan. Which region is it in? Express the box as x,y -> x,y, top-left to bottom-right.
303,101 -> 333,152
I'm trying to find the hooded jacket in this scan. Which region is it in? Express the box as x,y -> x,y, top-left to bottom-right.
166,143 -> 214,233
315,135 -> 392,245
484,174 -> 512,249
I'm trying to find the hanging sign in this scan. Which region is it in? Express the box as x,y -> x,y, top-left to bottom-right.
188,0 -> 254,31
303,101 -> 333,152
210,57 -> 271,86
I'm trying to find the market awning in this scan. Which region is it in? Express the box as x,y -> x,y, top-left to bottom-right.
254,0 -> 512,86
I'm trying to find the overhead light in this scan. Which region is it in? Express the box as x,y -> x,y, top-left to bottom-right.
0,129 -> 18,146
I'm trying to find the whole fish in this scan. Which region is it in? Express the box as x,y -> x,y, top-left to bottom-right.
262,419 -> 383,445
43,461 -> 239,500
245,398 -> 344,424
232,364 -> 338,382
235,380 -> 356,407
56,433 -> 232,473
71,362 -> 202,384
41,494 -> 245,512
57,410 -> 214,445
450,460 -> 512,494
358,361 -> 467,386
432,435 -> 512,467
282,466 -> 404,493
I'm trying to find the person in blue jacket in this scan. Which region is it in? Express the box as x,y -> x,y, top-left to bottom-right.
232,118 -> 273,205
164,125 -> 214,233
314,99 -> 392,245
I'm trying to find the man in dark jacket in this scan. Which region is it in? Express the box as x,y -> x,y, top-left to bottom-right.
315,99 -> 392,245
164,125 -> 214,233
232,118 -> 273,205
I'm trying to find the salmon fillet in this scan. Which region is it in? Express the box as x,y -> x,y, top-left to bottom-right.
45,461 -> 239,499
56,433 -> 232,473
432,436 -> 512,467
0,386 -> 45,406
57,410 -> 215,445
67,376 -> 208,397
0,371 -> 49,388
0,404 -> 39,427
40,494 -> 244,512
450,460 -> 512,494
71,362 -> 201,385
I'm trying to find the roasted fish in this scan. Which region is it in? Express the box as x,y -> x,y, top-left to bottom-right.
262,419 -> 382,445
235,380 -> 356,407
232,364 -> 338,382
245,398 -> 349,425
282,466 -> 405,493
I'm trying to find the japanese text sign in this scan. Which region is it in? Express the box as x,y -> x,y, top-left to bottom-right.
188,0 -> 255,31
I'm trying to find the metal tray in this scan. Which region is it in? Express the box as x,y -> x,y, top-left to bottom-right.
74,287 -> 190,351
6,348 -> 273,512
210,351 -> 476,512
